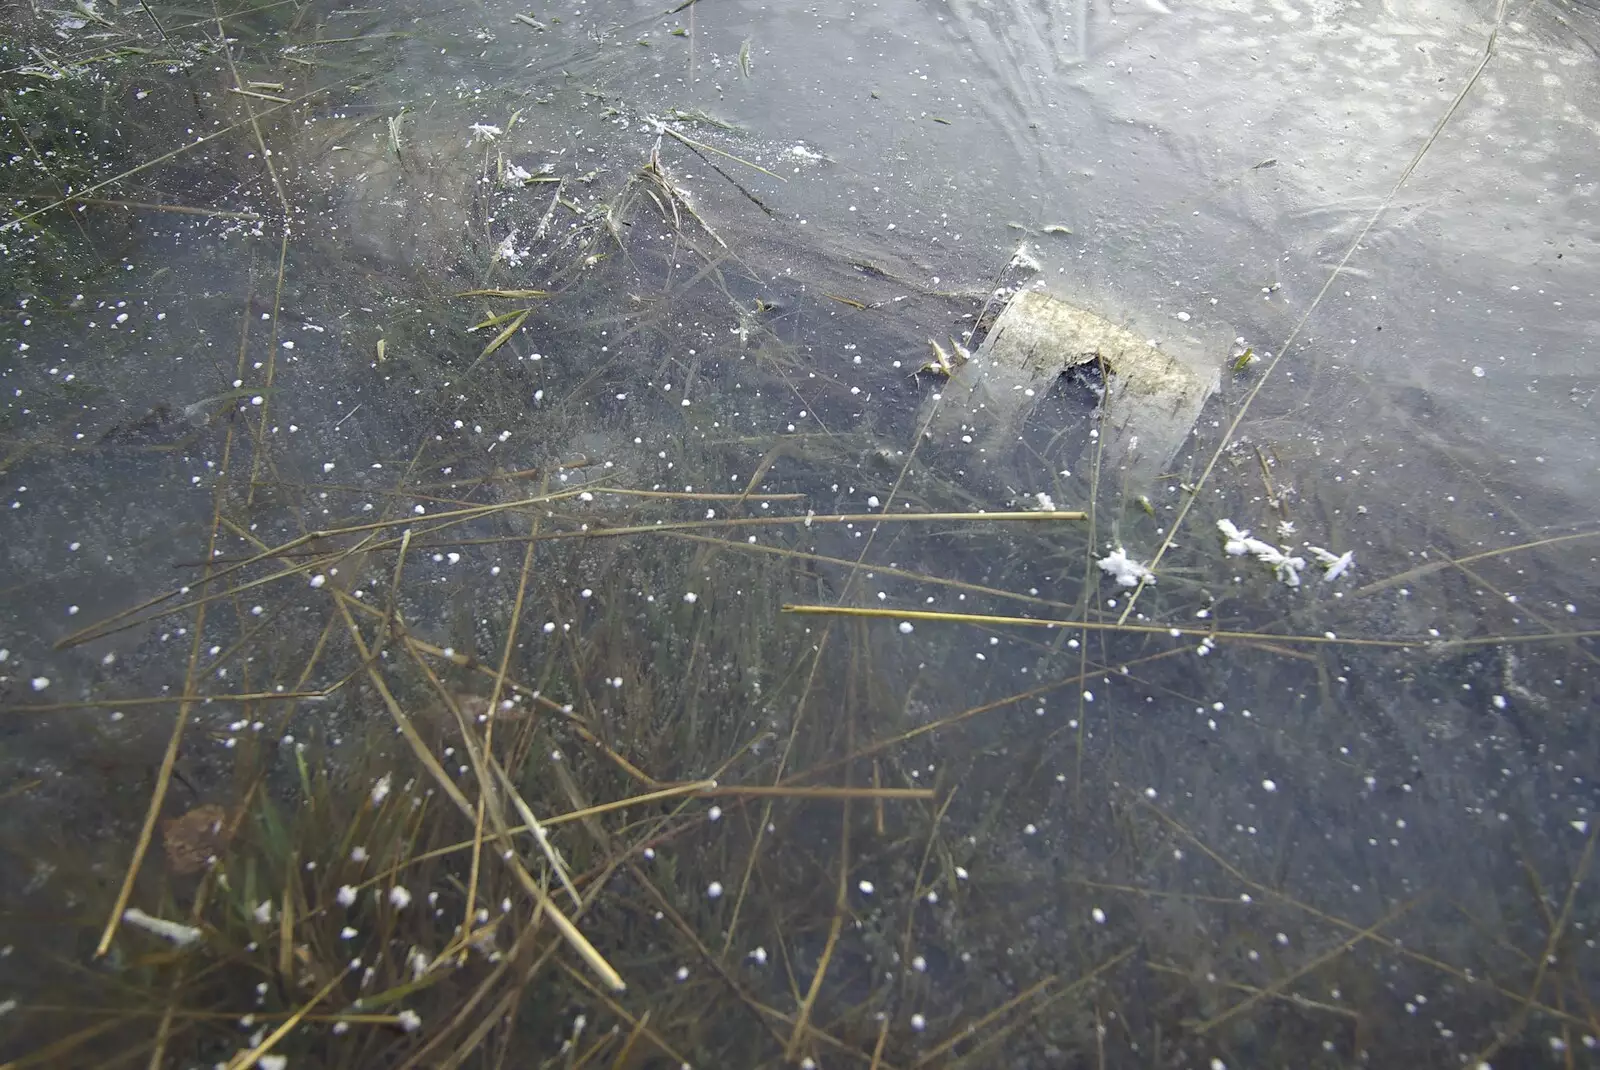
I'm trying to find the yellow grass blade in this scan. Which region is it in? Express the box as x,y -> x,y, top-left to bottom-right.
469,309 -> 530,369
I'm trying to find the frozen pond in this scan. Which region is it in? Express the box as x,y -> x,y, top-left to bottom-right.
1,0 -> 1596,1065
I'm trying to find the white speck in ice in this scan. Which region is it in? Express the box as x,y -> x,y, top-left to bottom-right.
30,677 -> 50,691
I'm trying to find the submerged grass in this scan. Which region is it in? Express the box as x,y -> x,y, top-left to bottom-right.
1,1 -> 1597,1068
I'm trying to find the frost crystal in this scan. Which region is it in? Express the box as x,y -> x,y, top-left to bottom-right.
468,123 -> 503,143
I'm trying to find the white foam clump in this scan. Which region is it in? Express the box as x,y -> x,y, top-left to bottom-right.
1097,547 -> 1155,587
1308,545 -> 1355,582
1216,519 -> 1305,587
123,907 -> 203,947
1009,242 -> 1043,273
493,229 -> 526,268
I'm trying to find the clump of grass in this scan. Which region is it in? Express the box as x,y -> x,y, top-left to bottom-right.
10,520 -> 969,1067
